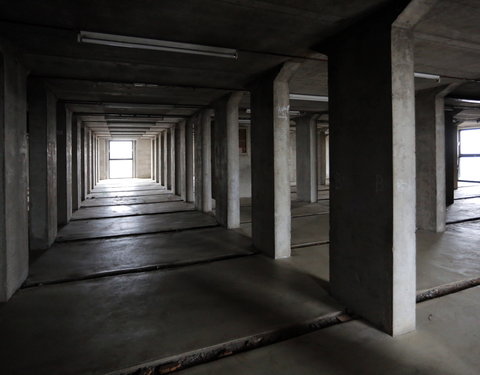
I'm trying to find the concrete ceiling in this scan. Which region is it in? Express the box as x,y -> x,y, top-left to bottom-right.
1,0 -> 480,133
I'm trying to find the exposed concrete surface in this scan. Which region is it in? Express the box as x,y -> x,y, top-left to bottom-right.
81,194 -> 181,207
0,257 -> 342,375
239,214 -> 329,247
71,201 -> 195,220
135,138 -> 152,179
454,182 -> 480,199
447,197 -> 480,223
0,45 -> 29,301
26,227 -> 254,286
57,211 -> 218,241
180,287 -> 480,375
87,189 -> 170,198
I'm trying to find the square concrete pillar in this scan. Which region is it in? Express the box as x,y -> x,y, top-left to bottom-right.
318,129 -> 328,186
0,46 -> 29,301
214,92 -> 243,228
295,114 -> 319,203
186,117 -> 195,203
445,111 -> 457,206
27,78 -> 58,249
163,130 -> 168,189
167,127 -> 176,192
323,2 -> 431,335
72,116 -> 82,211
250,62 -> 300,258
57,103 -> 72,226
195,109 -> 213,212
415,87 -> 448,232
155,135 -> 161,183
175,121 -> 186,198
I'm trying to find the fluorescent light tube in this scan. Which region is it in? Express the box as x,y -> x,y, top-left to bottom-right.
289,94 -> 329,102
414,72 -> 441,81
449,98 -> 480,104
78,31 -> 238,59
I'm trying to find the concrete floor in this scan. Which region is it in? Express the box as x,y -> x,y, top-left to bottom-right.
71,201 -> 195,220
1,180 -> 479,375
180,286 -> 480,375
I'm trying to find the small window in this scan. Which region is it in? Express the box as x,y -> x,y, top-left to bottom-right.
239,127 -> 248,154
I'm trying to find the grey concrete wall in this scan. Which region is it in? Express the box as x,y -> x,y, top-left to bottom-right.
326,14 -> 416,335
56,104 -> 72,226
0,46 -> 29,301
27,78 -> 57,249
295,115 -> 318,202
195,109 -> 213,212
135,138 -> 152,178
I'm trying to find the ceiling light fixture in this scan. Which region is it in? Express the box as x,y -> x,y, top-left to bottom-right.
449,98 -> 480,105
78,31 -> 238,59
289,94 -> 329,102
414,72 -> 441,81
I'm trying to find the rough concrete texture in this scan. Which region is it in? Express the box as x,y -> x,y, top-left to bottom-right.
327,18 -> 416,335
27,78 -> 58,249
56,104 -> 73,226
0,45 -> 29,301
81,194 -> 181,207
214,92 -> 243,228
250,62 -> 299,259
87,189 -> 171,198
447,197 -> 480,223
295,115 -> 318,203
56,210 -> 218,241
186,116 -> 195,202
71,201 -> 194,220
455,182 -> 480,199
415,86 -> 450,232
135,138 -> 152,178
0,257 -> 342,375
180,287 -> 480,375
194,109 -> 213,212
26,227 -> 254,286
175,120 -> 186,198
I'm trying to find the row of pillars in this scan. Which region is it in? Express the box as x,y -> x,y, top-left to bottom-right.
0,0 -> 458,337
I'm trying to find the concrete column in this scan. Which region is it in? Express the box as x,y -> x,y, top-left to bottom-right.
175,121 -> 186,198
415,86 -> 453,232
324,1 -> 431,335
71,116 -> 81,211
57,103 -> 72,226
214,92 -> 243,228
168,127 -> 176,192
318,129 -> 327,186
155,135 -> 161,183
27,78 -> 57,250
250,63 -> 299,258
0,46 -> 29,301
195,109 -> 213,212
186,117 -> 195,203
163,130 -> 168,188
295,115 -> 319,203
82,127 -> 89,197
445,111 -> 457,206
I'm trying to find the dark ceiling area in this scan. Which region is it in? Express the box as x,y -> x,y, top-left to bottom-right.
1,0 -> 479,133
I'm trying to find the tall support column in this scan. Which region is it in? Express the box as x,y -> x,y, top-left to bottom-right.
415,85 -> 456,232
175,121 -> 186,198
251,63 -> 299,258
27,78 -> 57,250
163,130 -> 168,188
186,117 -> 195,203
445,111 -> 457,206
71,115 -> 81,211
155,134 -> 161,183
324,1 -> 432,335
195,109 -> 213,212
214,92 -> 243,228
318,129 -> 328,186
296,114 -> 319,203
169,127 -> 176,192
83,127 -> 89,196
0,46 -> 29,301
57,103 -> 72,226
